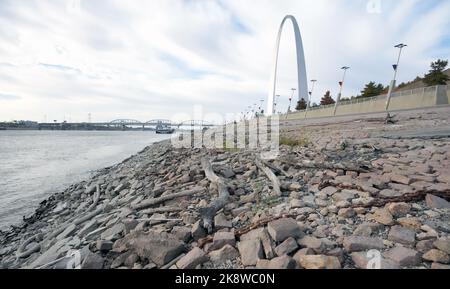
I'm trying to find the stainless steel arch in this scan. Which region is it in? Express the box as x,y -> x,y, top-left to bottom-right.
267,15 -> 309,116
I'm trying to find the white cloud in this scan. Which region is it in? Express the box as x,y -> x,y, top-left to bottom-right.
0,0 -> 449,122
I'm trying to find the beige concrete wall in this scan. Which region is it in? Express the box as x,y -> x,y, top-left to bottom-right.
286,85 -> 445,121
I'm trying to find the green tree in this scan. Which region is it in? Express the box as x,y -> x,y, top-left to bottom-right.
320,91 -> 335,105
423,59 -> 449,86
360,82 -> 385,98
296,98 -> 307,111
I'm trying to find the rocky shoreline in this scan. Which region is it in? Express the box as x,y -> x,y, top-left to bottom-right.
1,109 -> 450,269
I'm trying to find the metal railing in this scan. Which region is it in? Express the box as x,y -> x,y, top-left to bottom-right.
290,85 -> 442,114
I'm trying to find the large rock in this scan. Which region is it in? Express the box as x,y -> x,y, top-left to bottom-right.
383,246 -> 421,267
274,237 -> 298,256
191,220 -> 206,241
388,226 -> 416,246
298,255 -> 341,269
267,255 -> 297,269
267,218 -> 302,242
210,231 -> 235,251
238,239 -> 264,266
343,236 -> 384,252
113,231 -> 185,267
208,244 -> 239,263
351,251 -> 399,269
387,202 -> 411,217
425,194 -> 450,209
433,238 -> 450,254
81,252 -> 104,269
297,236 -> 324,253
372,208 -> 394,226
176,247 -> 208,269
353,223 -> 383,237
214,213 -> 232,230
259,229 -> 276,259
422,249 -> 450,264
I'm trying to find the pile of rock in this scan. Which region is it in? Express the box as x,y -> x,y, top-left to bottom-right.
1,111 -> 450,270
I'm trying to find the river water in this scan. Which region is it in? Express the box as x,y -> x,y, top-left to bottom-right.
0,130 -> 170,231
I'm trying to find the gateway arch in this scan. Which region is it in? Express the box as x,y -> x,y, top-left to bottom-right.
267,15 -> 309,115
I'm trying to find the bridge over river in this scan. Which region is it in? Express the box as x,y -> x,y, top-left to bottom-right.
38,119 -> 216,131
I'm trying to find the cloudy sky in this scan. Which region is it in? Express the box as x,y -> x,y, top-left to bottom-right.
0,0 -> 449,123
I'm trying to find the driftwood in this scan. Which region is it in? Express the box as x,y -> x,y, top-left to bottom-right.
87,184 -> 101,211
199,158 -> 230,233
255,158 -> 281,196
140,206 -> 182,215
132,187 -> 205,211
16,234 -> 43,259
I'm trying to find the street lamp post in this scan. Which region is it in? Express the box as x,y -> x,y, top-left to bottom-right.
333,66 -> 350,116
288,88 -> 296,113
305,79 -> 317,119
273,95 -> 281,114
386,43 -> 407,111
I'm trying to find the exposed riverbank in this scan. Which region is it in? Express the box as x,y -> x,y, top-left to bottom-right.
1,108 -> 450,269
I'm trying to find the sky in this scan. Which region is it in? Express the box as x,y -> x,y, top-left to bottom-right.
0,0 -> 449,123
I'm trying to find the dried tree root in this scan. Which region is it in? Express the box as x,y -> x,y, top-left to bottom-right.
132,187 -> 205,210
255,158 -> 281,196
199,158 -> 230,233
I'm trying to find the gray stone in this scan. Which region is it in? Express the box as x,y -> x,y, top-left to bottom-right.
191,220 -> 206,241
209,244 -> 239,263
81,252 -> 104,269
172,226 -> 192,243
332,190 -> 357,202
267,218 -> 302,242
353,223 -> 383,237
210,231 -> 235,251
343,236 -> 384,252
416,239 -> 435,253
298,236 -> 324,253
425,194 -> 450,209
422,249 -> 450,264
112,231 -> 185,267
383,246 -> 421,267
267,255 -> 296,269
96,240 -> 113,252
238,239 -> 264,266
274,237 -> 298,256
176,247 -> 208,269
388,226 -> 416,246
214,213 -> 232,230
259,228 -> 276,259
433,238 -> 450,254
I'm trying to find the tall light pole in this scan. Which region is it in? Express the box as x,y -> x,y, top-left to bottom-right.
386,43 -> 407,111
288,88 -> 296,113
274,95 -> 281,114
305,79 -> 317,119
333,66 -> 350,116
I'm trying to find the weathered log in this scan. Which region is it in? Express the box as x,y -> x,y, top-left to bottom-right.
139,206 -> 183,215
255,158 -> 281,196
86,184 -> 101,211
132,187 -> 205,211
199,158 -> 230,233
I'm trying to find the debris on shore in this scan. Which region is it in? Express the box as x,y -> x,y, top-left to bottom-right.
1,110 -> 450,269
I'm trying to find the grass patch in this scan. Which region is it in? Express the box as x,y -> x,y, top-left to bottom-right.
252,195 -> 283,214
280,136 -> 310,147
